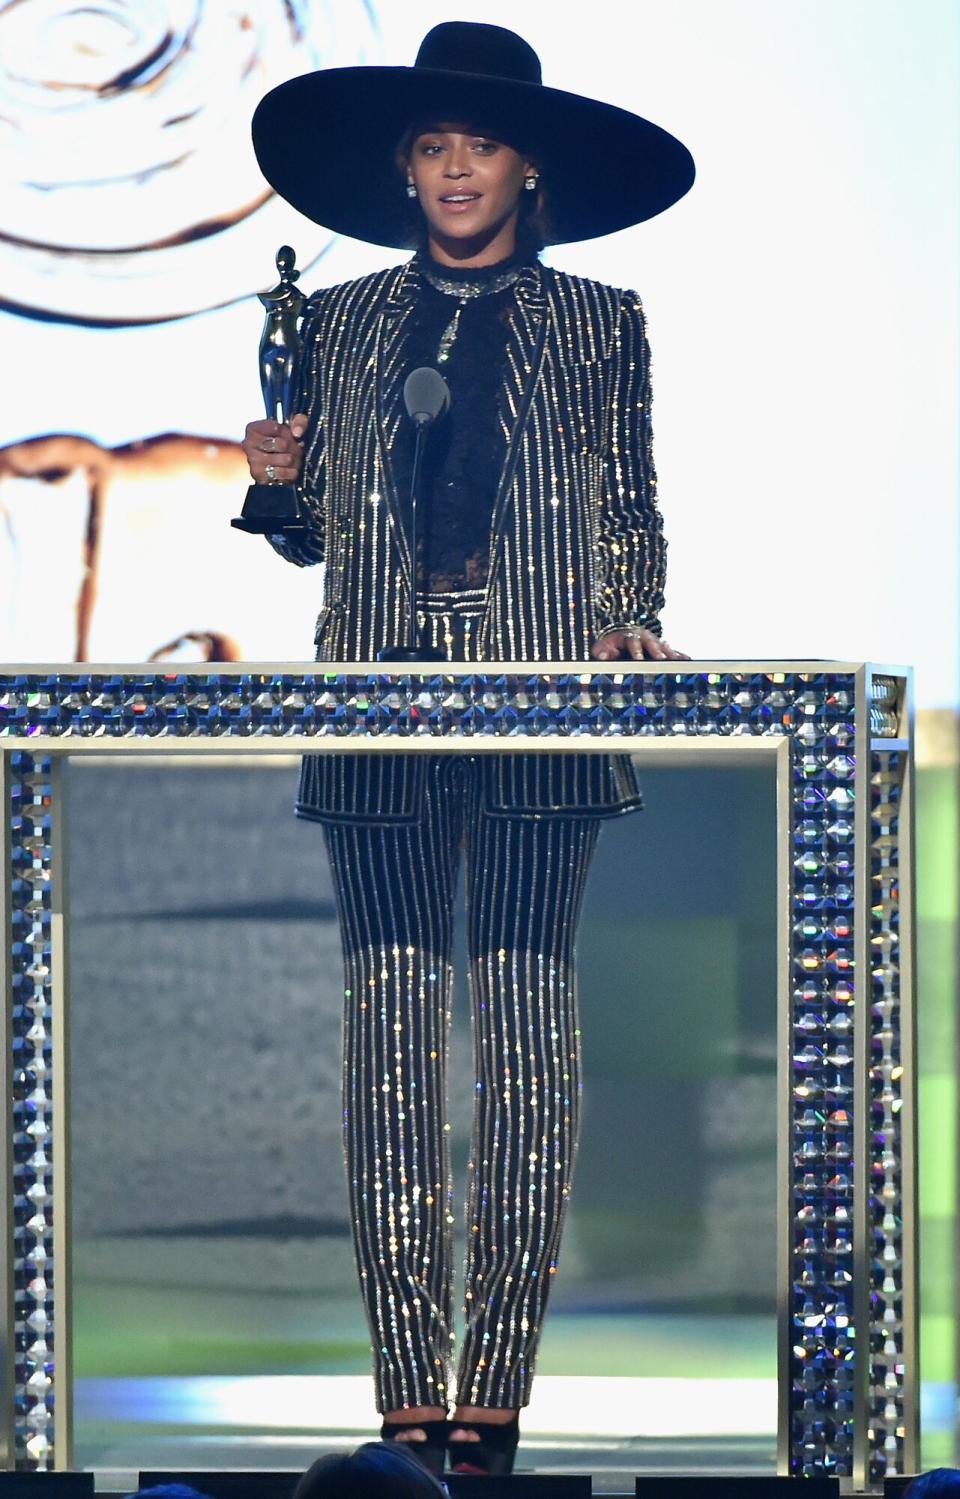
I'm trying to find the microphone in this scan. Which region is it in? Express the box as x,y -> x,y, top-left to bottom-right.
403,366 -> 451,427
376,367 -> 451,663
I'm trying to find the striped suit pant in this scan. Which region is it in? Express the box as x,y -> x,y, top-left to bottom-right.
324,755 -> 600,1412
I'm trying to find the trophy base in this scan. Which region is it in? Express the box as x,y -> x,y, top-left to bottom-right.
231,481 -> 306,536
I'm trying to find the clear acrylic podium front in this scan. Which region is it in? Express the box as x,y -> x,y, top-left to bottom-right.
0,661 -> 916,1489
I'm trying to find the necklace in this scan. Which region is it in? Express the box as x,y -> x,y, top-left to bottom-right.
420,259 -> 523,365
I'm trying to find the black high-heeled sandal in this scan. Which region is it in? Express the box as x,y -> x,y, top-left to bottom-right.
447,1414 -> 520,1475
379,1416 -> 450,1477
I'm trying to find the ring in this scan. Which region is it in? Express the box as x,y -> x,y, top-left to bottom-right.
265,463 -> 278,482
261,436 -> 278,453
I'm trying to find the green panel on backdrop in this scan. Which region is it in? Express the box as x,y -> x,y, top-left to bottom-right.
917,766 -> 959,925
571,914 -> 747,1285
536,1312 -> 775,1378
919,1313 -> 956,1387
918,1218 -> 956,1321
567,1206 -> 710,1284
75,1282 -> 370,1376
918,920 -> 959,1059
916,761 -> 959,1428
577,916 -> 739,1080
920,1073 -> 957,1219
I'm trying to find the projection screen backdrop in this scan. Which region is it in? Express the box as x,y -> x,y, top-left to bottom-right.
0,0 -> 956,711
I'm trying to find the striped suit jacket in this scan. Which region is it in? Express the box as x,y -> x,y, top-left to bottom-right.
269,256 -> 667,823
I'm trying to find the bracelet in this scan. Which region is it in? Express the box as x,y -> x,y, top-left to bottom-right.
595,620 -> 661,641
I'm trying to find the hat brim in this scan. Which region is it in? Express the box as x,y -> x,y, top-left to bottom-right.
252,66 -> 695,247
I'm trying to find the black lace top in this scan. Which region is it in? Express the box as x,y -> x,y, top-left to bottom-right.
395,247 -> 535,593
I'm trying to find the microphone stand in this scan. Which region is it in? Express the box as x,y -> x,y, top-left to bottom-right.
377,414 -> 446,664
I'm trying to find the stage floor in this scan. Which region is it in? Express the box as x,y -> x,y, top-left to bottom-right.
77,1374 -> 776,1494
74,1372 -> 957,1491
88,1441 -> 772,1497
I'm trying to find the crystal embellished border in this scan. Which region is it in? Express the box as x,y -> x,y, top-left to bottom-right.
0,667 -> 913,1483
6,754 -> 56,1469
866,750 -> 908,1483
0,669 -> 890,745
789,677 -> 858,1476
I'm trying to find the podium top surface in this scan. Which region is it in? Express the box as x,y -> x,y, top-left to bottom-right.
0,661 -> 910,755
0,659 -> 911,676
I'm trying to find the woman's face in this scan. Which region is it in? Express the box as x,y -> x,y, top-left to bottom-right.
406,122 -> 533,259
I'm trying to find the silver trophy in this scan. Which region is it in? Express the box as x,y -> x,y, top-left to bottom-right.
232,245 -> 308,535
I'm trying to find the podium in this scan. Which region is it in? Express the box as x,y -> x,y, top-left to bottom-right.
0,661 -> 916,1489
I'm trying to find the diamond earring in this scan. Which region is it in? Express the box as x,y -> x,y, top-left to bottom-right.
406,181 -> 418,199
524,176 -> 538,192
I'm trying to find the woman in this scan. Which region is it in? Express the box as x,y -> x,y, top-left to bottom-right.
243,21 -> 693,1477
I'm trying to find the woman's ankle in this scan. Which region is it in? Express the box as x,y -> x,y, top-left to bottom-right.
450,1406 -> 518,1426
382,1405 -> 447,1424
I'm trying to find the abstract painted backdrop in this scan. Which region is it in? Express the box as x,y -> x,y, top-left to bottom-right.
0,0 -> 955,709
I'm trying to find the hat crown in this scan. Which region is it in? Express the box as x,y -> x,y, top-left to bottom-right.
252,22 -> 695,248
414,22 -> 543,87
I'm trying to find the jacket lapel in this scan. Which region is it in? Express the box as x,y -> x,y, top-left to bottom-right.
374,259 -> 422,592
484,259 -> 549,595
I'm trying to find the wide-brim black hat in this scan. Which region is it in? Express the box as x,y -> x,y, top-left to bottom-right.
252,21 -> 695,247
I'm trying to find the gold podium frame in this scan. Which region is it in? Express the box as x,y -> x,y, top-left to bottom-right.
0,660 -> 916,1489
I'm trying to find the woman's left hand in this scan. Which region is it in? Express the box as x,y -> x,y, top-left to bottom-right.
590,628 -> 691,662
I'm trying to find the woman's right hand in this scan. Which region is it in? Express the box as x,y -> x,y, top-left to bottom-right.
241,413 -> 308,484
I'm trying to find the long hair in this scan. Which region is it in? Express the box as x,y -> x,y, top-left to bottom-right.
292,1442 -> 447,1499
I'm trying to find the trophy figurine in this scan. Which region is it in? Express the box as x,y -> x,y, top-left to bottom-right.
232,245 -> 308,535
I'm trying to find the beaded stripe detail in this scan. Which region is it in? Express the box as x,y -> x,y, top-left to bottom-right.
325,759 -> 598,1411
265,257 -> 667,664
